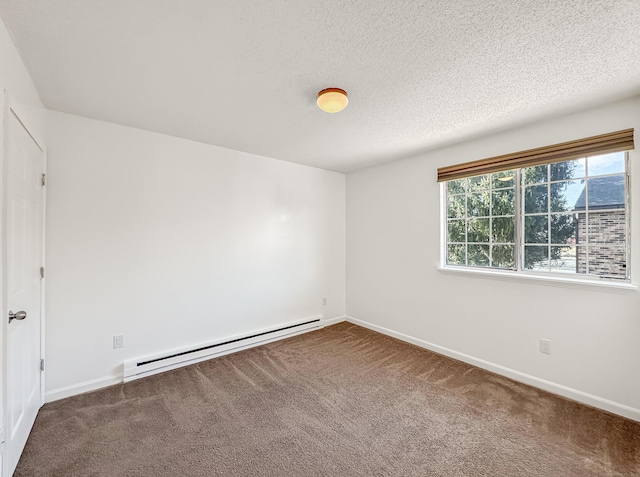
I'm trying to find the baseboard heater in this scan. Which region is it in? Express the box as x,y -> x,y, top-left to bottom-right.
123,316 -> 323,383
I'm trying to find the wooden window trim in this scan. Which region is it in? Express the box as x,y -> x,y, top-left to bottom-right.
437,129 -> 634,182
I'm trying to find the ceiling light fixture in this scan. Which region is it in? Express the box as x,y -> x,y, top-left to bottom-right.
317,88 -> 348,113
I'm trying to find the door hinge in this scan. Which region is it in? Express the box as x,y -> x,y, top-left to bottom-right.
40,359 -> 45,372
41,173 -> 46,186
40,266 -> 45,279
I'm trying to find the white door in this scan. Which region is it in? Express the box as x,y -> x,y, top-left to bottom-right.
4,109 -> 44,476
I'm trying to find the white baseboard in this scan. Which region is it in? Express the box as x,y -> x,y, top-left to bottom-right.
45,315 -> 345,402
46,375 -> 121,403
346,316 -> 640,423
322,315 -> 347,326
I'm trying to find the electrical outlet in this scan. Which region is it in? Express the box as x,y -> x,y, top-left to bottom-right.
322,297 -> 327,306
540,339 -> 551,354
113,335 -> 124,349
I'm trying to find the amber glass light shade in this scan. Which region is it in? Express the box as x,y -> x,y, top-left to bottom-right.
317,88 -> 348,113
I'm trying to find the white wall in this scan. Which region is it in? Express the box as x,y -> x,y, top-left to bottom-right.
346,96 -> 640,420
45,110 -> 345,397
0,18 -> 44,140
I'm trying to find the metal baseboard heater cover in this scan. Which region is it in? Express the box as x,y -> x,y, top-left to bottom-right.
123,316 -> 323,383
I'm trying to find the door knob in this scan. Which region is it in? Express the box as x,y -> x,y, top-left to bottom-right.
8,310 -> 27,323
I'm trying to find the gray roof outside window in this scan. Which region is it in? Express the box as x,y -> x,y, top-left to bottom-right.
573,176 -> 625,211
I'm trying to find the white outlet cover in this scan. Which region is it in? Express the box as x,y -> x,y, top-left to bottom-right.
113,335 -> 124,349
540,339 -> 551,354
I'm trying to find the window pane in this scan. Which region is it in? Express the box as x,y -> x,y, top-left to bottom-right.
467,218 -> 490,242
588,152 -> 625,176
550,213 -> 577,245
576,245 -> 587,274
468,174 -> 490,191
447,220 -> 466,242
587,210 -> 625,245
587,245 -> 626,279
447,178 -> 467,194
524,215 -> 548,243
447,244 -> 466,265
447,194 -> 466,218
574,212 -> 586,244
551,158 -> 585,181
468,244 -> 490,267
550,181 -> 581,212
587,175 -> 625,210
467,192 -> 490,217
492,170 -> 515,188
523,164 -> 548,184
524,184 -> 548,213
492,216 -> 515,243
492,189 -> 514,215
549,246 -> 579,274
524,245 -> 549,270
491,245 -> 515,269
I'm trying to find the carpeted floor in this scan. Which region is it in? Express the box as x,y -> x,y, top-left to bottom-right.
15,322 -> 640,476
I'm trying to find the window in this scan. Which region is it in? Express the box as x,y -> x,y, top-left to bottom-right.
439,130 -> 633,282
446,170 -> 516,269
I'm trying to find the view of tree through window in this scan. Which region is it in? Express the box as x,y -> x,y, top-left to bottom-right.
447,170 -> 516,268
445,152 -> 628,280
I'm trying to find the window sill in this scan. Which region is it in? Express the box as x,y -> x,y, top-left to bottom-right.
438,266 -> 638,292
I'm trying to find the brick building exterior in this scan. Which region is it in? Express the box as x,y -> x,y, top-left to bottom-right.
573,175 -> 626,278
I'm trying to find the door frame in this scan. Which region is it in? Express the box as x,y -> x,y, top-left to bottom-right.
0,92 -> 47,476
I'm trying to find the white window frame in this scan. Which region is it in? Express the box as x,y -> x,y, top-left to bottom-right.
440,152 -> 634,288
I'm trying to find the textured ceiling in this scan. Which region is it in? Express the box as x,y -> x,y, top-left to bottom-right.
1,1 -> 640,172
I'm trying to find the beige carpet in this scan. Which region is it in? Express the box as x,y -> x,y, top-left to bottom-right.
15,323 -> 640,476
